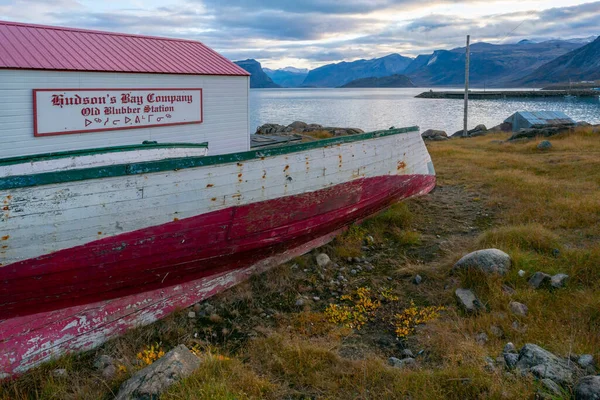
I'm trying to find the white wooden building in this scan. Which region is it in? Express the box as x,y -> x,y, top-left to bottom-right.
0,20 -> 251,159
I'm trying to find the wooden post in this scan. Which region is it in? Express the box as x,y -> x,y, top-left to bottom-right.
463,35 -> 470,137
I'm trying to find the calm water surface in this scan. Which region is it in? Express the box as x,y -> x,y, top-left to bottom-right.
250,88 -> 600,134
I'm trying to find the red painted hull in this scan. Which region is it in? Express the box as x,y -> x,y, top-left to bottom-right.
0,173 -> 435,376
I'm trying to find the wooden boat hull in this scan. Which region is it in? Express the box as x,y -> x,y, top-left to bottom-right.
0,127 -> 435,377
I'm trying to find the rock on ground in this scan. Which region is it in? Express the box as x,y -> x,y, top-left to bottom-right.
509,301 -> 528,316
551,274 -> 569,289
256,121 -> 364,137
575,376 -> 600,400
541,378 -> 563,396
421,129 -> 448,141
578,354 -> 595,368
316,253 -> 331,268
528,272 -> 552,289
453,249 -> 512,275
451,124 -> 488,138
389,357 -> 416,368
115,345 -> 201,400
537,140 -> 553,150
455,288 -> 485,313
515,343 -> 574,386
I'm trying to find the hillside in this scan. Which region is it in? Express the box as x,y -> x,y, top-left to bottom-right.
340,74 -> 415,88
302,54 -> 414,88
406,40 -> 584,86
233,59 -> 281,89
518,36 -> 600,85
264,68 -> 308,88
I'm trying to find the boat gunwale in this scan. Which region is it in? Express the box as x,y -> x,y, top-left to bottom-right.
0,142 -> 209,167
0,126 -> 419,190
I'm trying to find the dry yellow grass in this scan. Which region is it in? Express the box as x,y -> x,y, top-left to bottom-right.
3,127 -> 600,399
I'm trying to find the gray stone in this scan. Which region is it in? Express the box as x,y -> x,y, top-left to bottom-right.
578,354 -> 595,368
504,353 -> 519,369
575,376 -> 600,400
389,357 -> 416,368
421,129 -> 449,141
503,342 -> 518,354
94,354 -> 114,370
541,378 -> 563,396
350,269 -> 357,275
316,253 -> 331,268
518,269 -> 526,277
516,343 -> 574,386
529,272 -> 552,289
402,349 -> 414,358
295,299 -> 305,307
455,288 -> 484,313
187,311 -> 196,319
413,275 -> 423,285
115,345 -> 201,400
288,121 -> 308,130
509,301 -> 528,316
453,249 -> 512,275
490,325 -> 504,338
551,273 -> 569,289
475,332 -> 489,345
501,284 -> 516,296
537,141 -> 553,150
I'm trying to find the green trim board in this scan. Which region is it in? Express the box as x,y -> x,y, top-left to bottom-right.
0,126 -> 419,190
0,142 -> 209,167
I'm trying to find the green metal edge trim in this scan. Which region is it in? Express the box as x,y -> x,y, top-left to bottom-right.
0,142 -> 209,167
0,126 -> 419,190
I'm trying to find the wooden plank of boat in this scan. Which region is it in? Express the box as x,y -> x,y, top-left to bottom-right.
0,126 -> 436,377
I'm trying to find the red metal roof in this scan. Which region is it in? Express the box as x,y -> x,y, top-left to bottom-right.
0,20 -> 250,76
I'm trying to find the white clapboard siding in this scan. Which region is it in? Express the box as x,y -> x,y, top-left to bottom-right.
0,70 -> 249,159
1,131 -> 433,266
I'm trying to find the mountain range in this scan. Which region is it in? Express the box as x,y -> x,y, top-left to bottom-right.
235,36 -> 599,88
233,59 -> 280,88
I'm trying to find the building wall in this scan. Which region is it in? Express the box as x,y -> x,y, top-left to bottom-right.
0,70 -> 250,158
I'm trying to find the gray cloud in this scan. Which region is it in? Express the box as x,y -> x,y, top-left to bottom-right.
0,0 -> 598,68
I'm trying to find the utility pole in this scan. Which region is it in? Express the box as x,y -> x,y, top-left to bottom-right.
463,35 -> 470,137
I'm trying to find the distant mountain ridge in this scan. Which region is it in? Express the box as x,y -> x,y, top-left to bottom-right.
518,36 -> 600,85
264,68 -> 308,88
302,54 -> 414,88
234,37 -> 598,88
233,59 -> 280,88
340,74 -> 415,88
405,39 -> 584,86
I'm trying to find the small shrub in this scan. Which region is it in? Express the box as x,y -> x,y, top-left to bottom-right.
394,301 -> 445,339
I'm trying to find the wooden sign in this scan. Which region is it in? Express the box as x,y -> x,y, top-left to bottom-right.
33,88 -> 203,137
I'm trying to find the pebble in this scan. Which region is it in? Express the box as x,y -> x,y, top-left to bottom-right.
295,299 -> 305,307
509,301 -> 528,316
413,275 -> 423,285
518,270 -> 526,277
389,357 -> 416,368
476,332 -> 489,345
490,325 -> 504,338
313,296 -> 320,301
387,277 -> 392,281
187,311 -> 196,319
537,140 -> 552,150
350,269 -> 357,275
316,253 -> 331,268
551,273 -> 569,289
528,272 -> 552,289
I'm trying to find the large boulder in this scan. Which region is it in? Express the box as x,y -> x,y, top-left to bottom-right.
528,272 -> 552,289
115,345 -> 201,400
421,129 -> 448,141
451,124 -> 488,138
575,376 -> 600,400
515,344 -> 575,386
256,123 -> 287,135
288,121 -> 308,131
453,249 -> 512,275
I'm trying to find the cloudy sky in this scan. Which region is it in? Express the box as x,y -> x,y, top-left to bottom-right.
1,0 -> 598,69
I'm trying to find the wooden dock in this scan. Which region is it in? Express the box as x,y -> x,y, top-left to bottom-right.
415,90 -> 600,99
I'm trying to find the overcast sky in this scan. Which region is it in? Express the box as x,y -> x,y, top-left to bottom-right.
1,0 -> 598,69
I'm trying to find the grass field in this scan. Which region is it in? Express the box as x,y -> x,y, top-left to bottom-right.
2,128 -> 599,399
